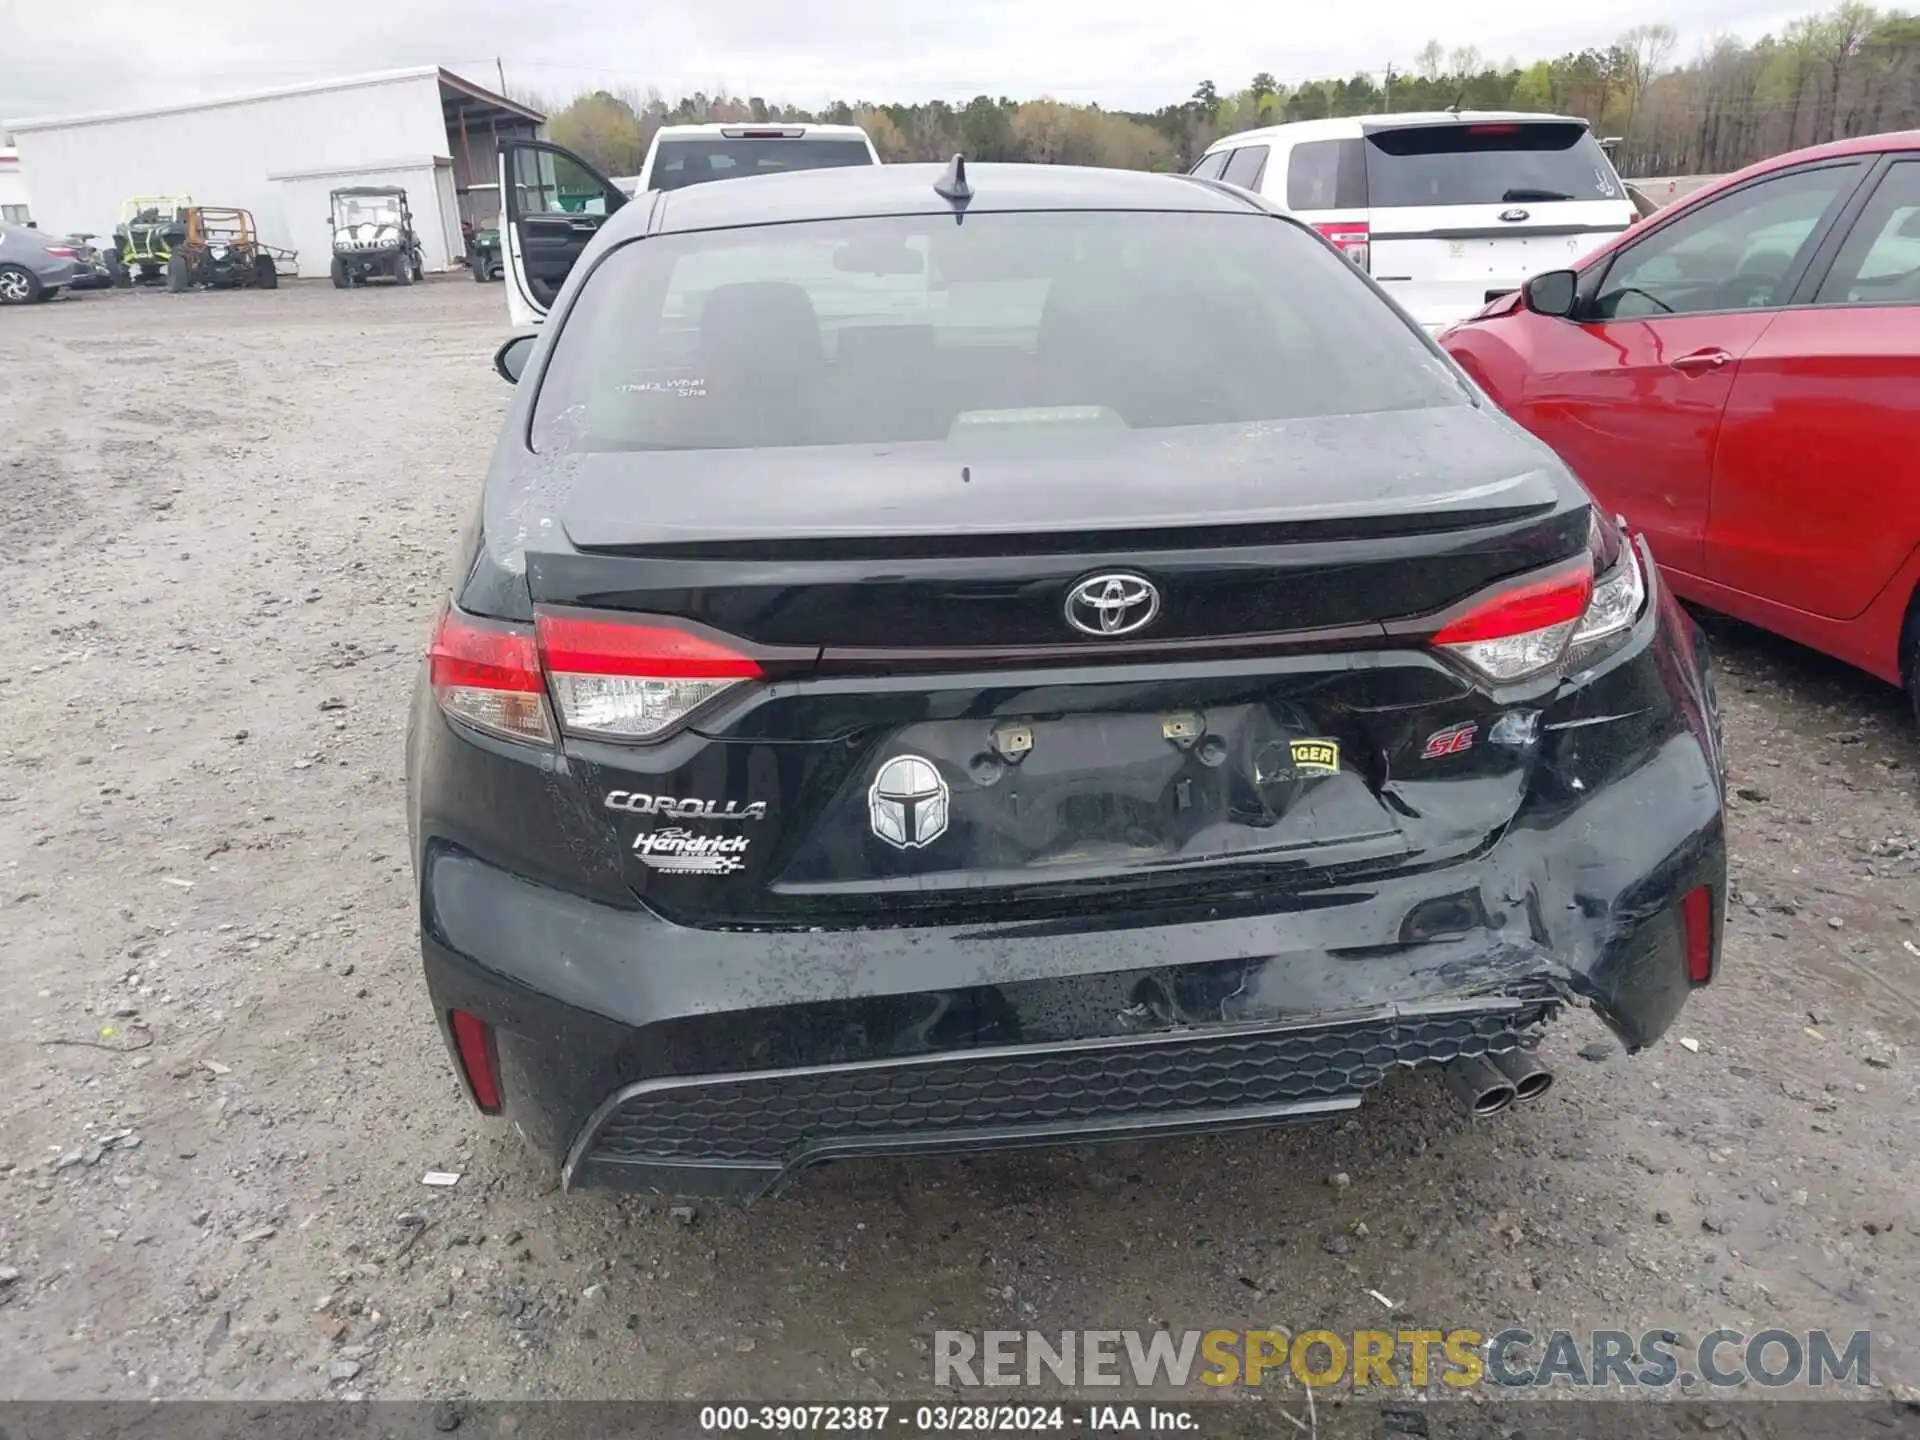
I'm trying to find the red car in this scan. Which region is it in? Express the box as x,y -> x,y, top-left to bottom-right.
1441,130 -> 1920,718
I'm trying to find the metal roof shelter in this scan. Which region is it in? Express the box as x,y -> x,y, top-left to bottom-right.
7,68 -> 544,278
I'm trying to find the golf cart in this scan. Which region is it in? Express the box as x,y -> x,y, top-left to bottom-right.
329,187 -> 424,288
109,196 -> 191,286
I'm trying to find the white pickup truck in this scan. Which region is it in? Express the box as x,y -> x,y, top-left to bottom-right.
499,124 -> 880,328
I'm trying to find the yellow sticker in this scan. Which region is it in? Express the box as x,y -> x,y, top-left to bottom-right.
1290,738 -> 1341,775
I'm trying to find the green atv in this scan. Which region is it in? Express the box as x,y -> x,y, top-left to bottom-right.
109,195 -> 191,287
468,224 -> 503,282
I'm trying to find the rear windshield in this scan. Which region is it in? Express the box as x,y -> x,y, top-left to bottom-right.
531,210 -> 1464,454
649,138 -> 873,192
1364,122 -> 1622,208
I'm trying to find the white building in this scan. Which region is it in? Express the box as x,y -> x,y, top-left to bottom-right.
0,147 -> 31,226
5,68 -> 542,277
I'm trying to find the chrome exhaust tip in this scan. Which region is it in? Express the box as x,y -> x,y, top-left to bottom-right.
1490,1047 -> 1554,1101
1441,1054 -> 1518,1116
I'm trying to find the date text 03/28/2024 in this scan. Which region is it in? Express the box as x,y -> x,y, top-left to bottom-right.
698,1405 -> 1188,1433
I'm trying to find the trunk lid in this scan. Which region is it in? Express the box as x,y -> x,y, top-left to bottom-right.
541,407 -> 1570,649
521,408 -> 1589,927
1360,119 -> 1634,329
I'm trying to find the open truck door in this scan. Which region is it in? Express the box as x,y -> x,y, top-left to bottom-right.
498,139 -> 628,329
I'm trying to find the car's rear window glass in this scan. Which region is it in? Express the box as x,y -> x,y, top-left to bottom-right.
649,138 -> 872,191
531,210 -> 1464,453
1286,139 -> 1367,211
1364,122 -> 1622,208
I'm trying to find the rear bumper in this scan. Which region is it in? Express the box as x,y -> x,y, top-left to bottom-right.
561,993 -> 1563,1194
418,724 -> 1721,1197
1378,285 -> 1493,334
413,555 -> 1726,1198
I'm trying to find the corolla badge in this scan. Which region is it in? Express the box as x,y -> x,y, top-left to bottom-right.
1065,572 -> 1160,637
1498,207 -> 1531,222
605,790 -> 766,821
869,754 -> 950,850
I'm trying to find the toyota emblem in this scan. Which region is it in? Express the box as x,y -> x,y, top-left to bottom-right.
1064,572 -> 1160,637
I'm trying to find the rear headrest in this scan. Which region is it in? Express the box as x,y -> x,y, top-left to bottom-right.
697,281 -> 822,373
834,324 -> 936,367
1039,270 -> 1189,358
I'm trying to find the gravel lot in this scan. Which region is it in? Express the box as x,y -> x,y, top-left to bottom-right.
2,281 -> 1917,1414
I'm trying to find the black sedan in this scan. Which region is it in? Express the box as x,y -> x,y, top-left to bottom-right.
406,157 -> 1727,1198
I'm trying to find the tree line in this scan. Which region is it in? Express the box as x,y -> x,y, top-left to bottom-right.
529,2 -> 1920,182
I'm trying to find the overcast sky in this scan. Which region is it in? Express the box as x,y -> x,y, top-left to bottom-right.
6,0 -> 1813,125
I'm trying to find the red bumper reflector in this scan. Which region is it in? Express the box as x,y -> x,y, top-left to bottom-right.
450,1009 -> 502,1112
1681,886 -> 1714,985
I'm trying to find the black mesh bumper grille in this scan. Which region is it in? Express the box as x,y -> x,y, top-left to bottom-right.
580,1000 -> 1558,1169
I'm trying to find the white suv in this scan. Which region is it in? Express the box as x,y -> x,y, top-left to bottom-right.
1194,112 -> 1636,330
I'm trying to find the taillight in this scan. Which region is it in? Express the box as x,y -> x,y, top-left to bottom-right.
1432,559 -> 1594,683
1568,518 -> 1647,668
45,245 -> 79,259
1587,510 -> 1624,572
428,604 -> 555,745
1312,221 -> 1370,272
1431,512 -> 1649,685
427,604 -> 767,747
535,611 -> 762,741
